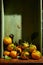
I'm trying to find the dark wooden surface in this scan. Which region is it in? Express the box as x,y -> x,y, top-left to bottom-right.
0,56 -> 43,64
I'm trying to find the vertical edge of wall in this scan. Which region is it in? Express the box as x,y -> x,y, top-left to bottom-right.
40,0 -> 42,54
1,0 -> 4,58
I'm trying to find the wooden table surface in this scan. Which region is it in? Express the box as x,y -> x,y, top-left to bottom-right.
0,56 -> 43,64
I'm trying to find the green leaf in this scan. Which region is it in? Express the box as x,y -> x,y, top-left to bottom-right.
5,55 -> 12,60
23,48 -> 30,52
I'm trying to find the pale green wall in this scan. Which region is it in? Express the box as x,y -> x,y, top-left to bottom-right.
4,15 -> 22,43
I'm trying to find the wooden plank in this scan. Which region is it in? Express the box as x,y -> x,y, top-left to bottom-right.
0,56 -> 43,63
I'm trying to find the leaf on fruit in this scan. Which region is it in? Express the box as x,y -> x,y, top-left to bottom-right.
4,55 -> 12,60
